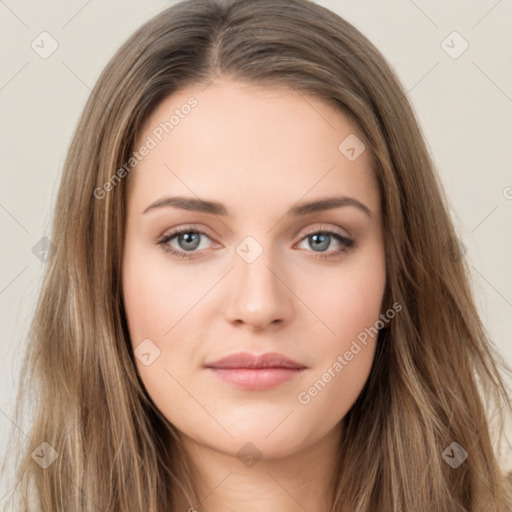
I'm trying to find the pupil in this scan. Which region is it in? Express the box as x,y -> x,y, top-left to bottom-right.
311,233 -> 329,251
180,232 -> 200,251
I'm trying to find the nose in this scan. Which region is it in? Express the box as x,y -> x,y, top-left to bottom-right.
223,245 -> 293,331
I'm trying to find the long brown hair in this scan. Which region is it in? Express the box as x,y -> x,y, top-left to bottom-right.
2,0 -> 511,510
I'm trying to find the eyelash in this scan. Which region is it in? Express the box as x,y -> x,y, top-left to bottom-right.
156,224 -> 355,261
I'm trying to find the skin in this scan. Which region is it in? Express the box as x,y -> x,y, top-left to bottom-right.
122,77 -> 387,512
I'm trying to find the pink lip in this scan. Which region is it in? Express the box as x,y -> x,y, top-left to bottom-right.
204,352 -> 307,390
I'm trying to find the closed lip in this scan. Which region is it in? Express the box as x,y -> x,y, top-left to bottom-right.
204,351 -> 306,370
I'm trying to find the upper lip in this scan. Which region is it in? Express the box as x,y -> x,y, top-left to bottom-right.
204,352 -> 306,370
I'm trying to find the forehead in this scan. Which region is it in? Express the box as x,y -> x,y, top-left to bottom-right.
128,79 -> 379,217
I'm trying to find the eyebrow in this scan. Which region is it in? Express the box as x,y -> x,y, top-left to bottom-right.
142,195 -> 372,218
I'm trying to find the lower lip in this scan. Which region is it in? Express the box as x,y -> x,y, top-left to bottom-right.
206,367 -> 305,390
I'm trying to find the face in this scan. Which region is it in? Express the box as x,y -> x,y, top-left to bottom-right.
122,78 -> 386,460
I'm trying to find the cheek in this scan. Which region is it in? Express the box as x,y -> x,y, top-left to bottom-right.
122,242 -> 201,343
122,241 -> 211,404
294,247 -> 385,412
305,249 -> 386,344
122,249 -> 202,422
295,340 -> 377,432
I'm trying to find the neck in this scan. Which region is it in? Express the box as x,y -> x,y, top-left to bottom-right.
173,423 -> 342,512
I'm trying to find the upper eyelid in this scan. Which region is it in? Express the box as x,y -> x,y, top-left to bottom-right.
160,224 -> 216,243
166,219 -> 351,235
300,224 -> 351,239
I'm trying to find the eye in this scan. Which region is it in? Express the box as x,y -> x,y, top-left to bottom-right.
157,225 -> 356,261
296,229 -> 355,260
157,226 -> 215,260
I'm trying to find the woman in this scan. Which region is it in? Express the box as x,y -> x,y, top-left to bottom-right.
3,0 -> 511,510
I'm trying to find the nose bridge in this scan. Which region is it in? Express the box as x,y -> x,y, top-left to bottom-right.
236,239 -> 276,289
234,234 -> 281,297
224,234 -> 292,327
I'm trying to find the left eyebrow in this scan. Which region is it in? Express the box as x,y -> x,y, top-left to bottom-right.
288,196 -> 372,218
142,195 -> 372,218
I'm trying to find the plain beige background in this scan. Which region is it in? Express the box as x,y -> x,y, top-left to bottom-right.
1,0 -> 511,504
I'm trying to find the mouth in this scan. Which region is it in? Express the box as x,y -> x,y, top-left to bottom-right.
203,352 -> 307,390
